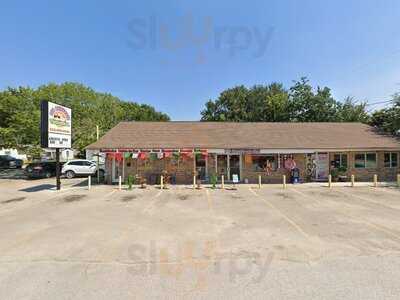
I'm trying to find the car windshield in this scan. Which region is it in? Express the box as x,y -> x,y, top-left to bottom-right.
0,155 -> 13,160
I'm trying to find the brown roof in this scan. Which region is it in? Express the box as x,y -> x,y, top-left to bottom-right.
86,122 -> 400,151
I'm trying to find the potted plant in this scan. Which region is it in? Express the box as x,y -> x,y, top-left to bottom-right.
210,173 -> 217,189
126,175 -> 135,190
337,166 -> 348,182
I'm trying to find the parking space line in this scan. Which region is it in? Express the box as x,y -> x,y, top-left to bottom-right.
376,187 -> 400,196
290,188 -> 400,243
102,189 -> 117,200
334,189 -> 400,211
142,190 -> 163,215
249,188 -> 317,264
0,188 -> 77,216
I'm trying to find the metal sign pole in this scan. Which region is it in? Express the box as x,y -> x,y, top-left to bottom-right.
56,148 -> 61,190
96,125 -> 100,184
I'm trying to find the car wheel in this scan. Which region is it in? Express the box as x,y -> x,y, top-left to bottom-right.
66,170 -> 75,179
45,171 -> 52,179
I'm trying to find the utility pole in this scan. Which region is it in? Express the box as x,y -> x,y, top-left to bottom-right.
56,148 -> 61,190
96,125 -> 100,183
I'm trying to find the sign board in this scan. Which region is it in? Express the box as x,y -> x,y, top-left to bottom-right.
232,174 -> 239,183
224,149 -> 261,155
41,101 -> 72,148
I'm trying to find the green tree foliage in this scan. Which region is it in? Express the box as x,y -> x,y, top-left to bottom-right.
201,83 -> 291,122
370,93 -> 400,135
201,77 -> 370,124
0,82 -> 169,155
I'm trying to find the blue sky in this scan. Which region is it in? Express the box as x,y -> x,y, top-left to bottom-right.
1,0 -> 400,120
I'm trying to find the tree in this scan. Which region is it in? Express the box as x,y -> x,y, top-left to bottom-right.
0,82 -> 170,156
201,83 -> 291,122
201,77 -> 369,124
289,78 -> 339,122
337,97 -> 370,123
370,93 -> 400,135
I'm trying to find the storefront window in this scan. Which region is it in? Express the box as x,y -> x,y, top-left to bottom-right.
252,155 -> 276,171
384,153 -> 398,168
333,153 -> 348,168
366,153 -> 377,168
355,153 -> 377,169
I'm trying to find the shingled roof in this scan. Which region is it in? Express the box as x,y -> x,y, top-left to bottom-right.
86,122 -> 400,151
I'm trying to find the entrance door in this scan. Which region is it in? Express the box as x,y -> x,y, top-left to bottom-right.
217,154 -> 241,182
315,153 -> 329,181
217,155 -> 227,178
111,157 -> 121,183
229,155 -> 240,181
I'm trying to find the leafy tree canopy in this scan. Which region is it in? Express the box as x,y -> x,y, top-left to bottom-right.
370,93 -> 400,135
201,77 -> 370,124
0,82 -> 169,156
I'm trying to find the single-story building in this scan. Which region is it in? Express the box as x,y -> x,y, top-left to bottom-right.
86,122 -> 400,184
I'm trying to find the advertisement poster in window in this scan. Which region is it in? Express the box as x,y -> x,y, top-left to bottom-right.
315,153 -> 329,181
41,101 -> 72,149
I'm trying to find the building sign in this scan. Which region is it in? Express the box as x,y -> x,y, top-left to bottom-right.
224,149 -> 261,155
232,174 -> 239,183
41,101 -> 72,148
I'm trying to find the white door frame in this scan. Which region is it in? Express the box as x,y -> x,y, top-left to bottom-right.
111,157 -> 119,183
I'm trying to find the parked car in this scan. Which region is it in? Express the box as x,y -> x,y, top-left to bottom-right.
25,161 -> 64,179
0,155 -> 23,169
61,159 -> 105,179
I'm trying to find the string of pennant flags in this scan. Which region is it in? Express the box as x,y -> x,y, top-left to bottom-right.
104,149 -> 208,161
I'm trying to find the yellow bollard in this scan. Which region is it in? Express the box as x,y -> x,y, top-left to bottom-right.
221,175 -> 225,189
328,174 -> 332,188
258,175 -> 262,189
193,176 -> 196,189
398,174 -> 400,188
373,174 -> 378,188
160,175 -> 164,190
283,175 -> 287,189
351,175 -> 355,188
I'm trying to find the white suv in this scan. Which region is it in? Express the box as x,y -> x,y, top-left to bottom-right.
62,159 -> 105,179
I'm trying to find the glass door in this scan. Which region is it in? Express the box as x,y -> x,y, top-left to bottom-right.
111,157 -> 121,183
195,154 -> 206,181
217,155 -> 228,178
229,155 -> 240,181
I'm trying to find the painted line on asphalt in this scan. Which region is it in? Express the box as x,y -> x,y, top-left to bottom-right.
142,190 -> 163,215
291,188 -> 400,243
249,187 -> 316,265
335,189 -> 400,212
101,189 -> 117,201
249,188 -> 312,240
375,187 -> 400,196
0,188 -> 77,216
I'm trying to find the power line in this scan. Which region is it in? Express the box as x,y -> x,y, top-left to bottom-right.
365,100 -> 393,107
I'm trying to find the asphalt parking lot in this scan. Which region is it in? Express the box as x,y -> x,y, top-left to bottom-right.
0,178 -> 400,299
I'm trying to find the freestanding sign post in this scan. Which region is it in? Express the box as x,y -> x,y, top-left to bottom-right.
40,101 -> 72,190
